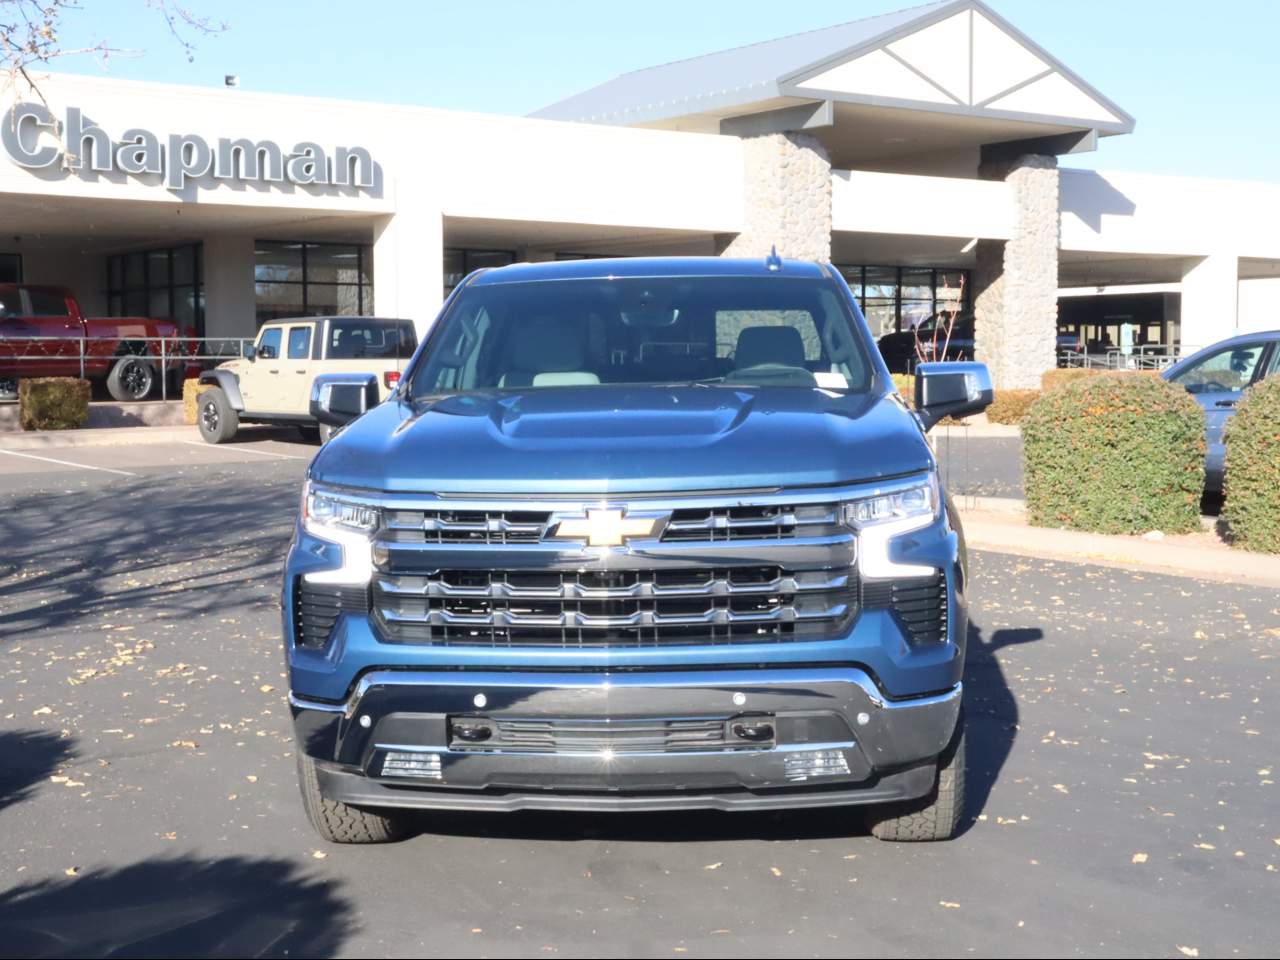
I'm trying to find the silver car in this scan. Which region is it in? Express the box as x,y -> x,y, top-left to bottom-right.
1162,331 -> 1280,492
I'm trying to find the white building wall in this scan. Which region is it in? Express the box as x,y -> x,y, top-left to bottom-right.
1060,168 -> 1280,259
1238,278 -> 1280,335
832,169 -> 1015,240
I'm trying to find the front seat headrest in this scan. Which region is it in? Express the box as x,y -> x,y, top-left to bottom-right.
734,325 -> 806,370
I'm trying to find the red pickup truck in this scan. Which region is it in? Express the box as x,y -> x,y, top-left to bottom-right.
0,284 -> 184,402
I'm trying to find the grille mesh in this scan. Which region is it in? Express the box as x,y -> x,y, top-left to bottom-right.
293,580 -> 370,648
372,566 -> 855,648
862,573 -> 948,644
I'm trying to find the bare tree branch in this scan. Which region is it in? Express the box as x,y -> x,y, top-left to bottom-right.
1,0 -> 227,100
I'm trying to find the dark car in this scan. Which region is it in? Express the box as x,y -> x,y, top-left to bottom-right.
1162,330 -> 1280,492
876,311 -> 975,374
285,256 -> 993,844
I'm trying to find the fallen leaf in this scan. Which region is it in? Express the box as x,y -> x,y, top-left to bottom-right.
703,862 -> 722,871
1132,853 -> 1148,864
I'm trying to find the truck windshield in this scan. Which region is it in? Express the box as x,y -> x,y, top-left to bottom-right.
411,276 -> 874,396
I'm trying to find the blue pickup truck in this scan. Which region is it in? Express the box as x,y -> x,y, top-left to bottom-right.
285,256 -> 993,843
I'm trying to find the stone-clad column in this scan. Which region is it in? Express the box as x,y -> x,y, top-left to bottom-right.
973,154 -> 1060,390
719,132 -> 831,263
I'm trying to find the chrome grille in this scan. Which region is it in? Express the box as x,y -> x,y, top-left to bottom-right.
383,508 -> 551,544
451,717 -> 750,754
372,566 -> 855,647
380,501 -> 841,545
661,503 -> 839,542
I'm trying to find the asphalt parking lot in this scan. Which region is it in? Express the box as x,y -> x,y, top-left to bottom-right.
0,435 -> 1276,958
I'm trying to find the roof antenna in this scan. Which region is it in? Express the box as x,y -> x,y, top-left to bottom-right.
765,245 -> 782,271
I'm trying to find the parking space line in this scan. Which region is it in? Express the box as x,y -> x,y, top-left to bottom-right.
0,448 -> 138,477
181,440 -> 307,460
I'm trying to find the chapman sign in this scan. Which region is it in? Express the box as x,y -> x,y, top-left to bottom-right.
1,103 -> 375,191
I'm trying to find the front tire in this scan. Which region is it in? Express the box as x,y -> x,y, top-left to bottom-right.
296,753 -> 411,844
866,710 -> 965,842
197,387 -> 239,444
106,355 -> 155,401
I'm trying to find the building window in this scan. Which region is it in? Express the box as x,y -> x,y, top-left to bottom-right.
255,241 -> 372,325
0,253 -> 21,283
107,244 -> 204,335
836,265 -> 971,339
444,248 -> 516,298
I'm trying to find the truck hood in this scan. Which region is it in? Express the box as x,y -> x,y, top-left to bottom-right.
311,386 -> 934,495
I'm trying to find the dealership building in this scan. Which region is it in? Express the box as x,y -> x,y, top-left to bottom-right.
2,0 -> 1277,388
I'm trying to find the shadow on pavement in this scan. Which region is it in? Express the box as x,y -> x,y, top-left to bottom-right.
0,856 -> 353,959
0,731 -> 75,813
0,475 -> 297,638
963,624 -> 1042,826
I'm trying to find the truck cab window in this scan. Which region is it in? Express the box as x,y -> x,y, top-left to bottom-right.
288,326 -> 312,359
23,289 -> 70,317
257,327 -> 282,360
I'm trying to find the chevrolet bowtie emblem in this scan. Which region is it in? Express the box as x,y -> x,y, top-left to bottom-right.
553,509 -> 658,547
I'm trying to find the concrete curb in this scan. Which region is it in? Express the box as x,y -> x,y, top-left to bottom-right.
933,422 -> 1021,439
957,501 -> 1280,588
0,424 -> 198,449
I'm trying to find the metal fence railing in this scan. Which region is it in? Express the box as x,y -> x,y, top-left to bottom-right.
1059,344 -> 1194,371
0,335 -> 255,401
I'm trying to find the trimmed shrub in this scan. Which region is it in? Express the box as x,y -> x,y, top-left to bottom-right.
1223,376 -> 1280,553
183,378 -> 212,425
1041,367 -> 1103,393
986,389 -> 1040,425
1022,373 -> 1204,534
18,377 -> 91,430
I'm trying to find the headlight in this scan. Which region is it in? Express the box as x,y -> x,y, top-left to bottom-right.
841,475 -> 938,528
843,474 -> 940,579
299,480 -> 379,586
302,481 -> 380,536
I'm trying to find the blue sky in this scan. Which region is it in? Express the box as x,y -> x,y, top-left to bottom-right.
43,0 -> 1280,182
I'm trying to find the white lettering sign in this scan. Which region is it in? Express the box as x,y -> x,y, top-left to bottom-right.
0,103 -> 375,191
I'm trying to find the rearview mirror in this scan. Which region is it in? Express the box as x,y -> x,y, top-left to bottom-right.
913,361 -> 994,431
243,343 -> 256,361
311,372 -> 379,430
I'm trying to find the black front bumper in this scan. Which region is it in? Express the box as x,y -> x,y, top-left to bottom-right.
290,667 -> 961,813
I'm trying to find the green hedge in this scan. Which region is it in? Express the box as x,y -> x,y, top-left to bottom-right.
1041,368 -> 1102,393
986,389 -> 1040,425
1223,377 -> 1280,552
1022,373 -> 1204,534
19,377 -> 91,431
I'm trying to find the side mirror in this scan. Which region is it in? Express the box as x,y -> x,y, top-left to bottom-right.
311,372 -> 379,430
243,343 -> 257,361
913,361 -> 994,431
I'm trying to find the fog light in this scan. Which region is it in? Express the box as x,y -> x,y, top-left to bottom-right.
359,714 -> 372,729
783,749 -> 851,782
382,751 -> 443,779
